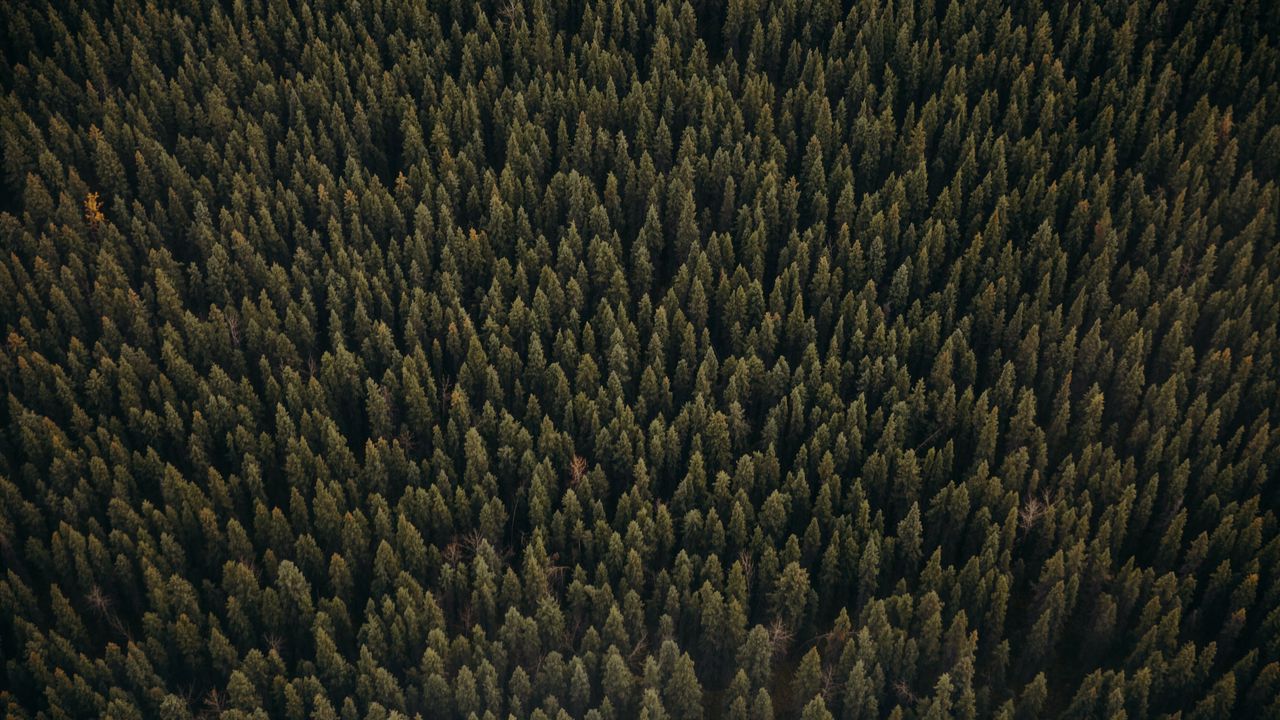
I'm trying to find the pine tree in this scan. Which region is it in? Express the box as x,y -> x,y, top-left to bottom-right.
1,3 -> 1277,719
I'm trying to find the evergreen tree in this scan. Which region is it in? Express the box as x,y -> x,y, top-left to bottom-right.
1,1 -> 1277,718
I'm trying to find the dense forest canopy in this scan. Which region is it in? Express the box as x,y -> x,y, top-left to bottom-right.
2,0 -> 1280,718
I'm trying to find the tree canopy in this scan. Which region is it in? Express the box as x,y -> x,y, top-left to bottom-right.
2,0 -> 1279,718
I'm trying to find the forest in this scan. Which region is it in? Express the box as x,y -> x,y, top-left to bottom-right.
2,0 -> 1279,718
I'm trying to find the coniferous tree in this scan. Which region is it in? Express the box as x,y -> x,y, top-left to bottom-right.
1,1 -> 1278,718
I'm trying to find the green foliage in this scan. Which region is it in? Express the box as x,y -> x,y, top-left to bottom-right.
2,0 -> 1280,718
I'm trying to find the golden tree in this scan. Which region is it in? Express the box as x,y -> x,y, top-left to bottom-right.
83,192 -> 105,232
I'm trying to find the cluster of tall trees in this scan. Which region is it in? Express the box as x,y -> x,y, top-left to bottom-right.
2,0 -> 1279,717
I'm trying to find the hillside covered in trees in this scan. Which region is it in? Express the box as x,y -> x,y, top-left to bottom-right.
2,0 -> 1280,717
